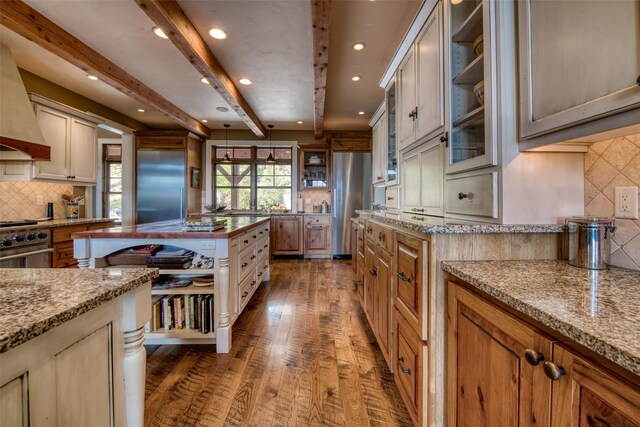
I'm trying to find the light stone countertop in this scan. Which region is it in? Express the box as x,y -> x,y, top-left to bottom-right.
4,218 -> 115,232
441,260 -> 640,376
356,210 -> 565,234
0,268 -> 158,353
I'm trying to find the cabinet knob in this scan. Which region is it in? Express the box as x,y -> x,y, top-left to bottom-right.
376,175 -> 383,180
543,362 -> 566,381
397,272 -> 412,282
458,192 -> 473,200
366,226 -> 372,233
244,239 -> 249,244
370,267 -> 377,277
524,349 -> 545,366
387,196 -> 394,200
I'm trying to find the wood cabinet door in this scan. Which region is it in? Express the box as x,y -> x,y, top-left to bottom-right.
447,282 -> 553,427
398,48 -> 417,150
34,104 -> 70,180
305,224 -> 328,252
550,345 -> 640,427
518,0 -> 640,142
69,116 -> 97,182
364,243 -> 377,323
415,2 -> 444,141
273,217 -> 302,254
377,248 -> 393,368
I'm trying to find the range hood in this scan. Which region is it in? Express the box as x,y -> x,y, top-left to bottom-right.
0,44 -> 50,161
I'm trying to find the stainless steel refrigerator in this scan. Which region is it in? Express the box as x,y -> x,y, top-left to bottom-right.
136,150 -> 186,224
332,152 -> 371,257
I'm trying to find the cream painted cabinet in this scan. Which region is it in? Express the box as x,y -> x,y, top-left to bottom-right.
398,3 -> 444,151
371,111 -> 386,185
518,0 -> 640,148
401,133 -> 444,217
34,103 -> 98,183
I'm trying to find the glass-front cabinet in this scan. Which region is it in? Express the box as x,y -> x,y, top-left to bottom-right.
300,148 -> 329,189
447,0 -> 496,174
385,79 -> 398,185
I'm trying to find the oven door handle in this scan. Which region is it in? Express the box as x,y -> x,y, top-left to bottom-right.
0,248 -> 54,262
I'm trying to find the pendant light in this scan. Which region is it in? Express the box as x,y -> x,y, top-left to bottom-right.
266,124 -> 276,164
221,123 -> 232,163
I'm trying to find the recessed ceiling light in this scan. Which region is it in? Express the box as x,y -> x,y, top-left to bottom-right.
239,78 -> 252,85
352,76 -> 361,81
297,121 -> 303,124
87,75 -> 98,81
201,77 -> 210,84
137,109 -> 145,113
209,28 -> 227,40
202,119 -> 208,123
353,42 -> 365,51
153,27 -> 168,39
216,106 -> 229,112
358,111 -> 365,115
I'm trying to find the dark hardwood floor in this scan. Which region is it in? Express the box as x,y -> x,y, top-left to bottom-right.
144,259 -> 412,426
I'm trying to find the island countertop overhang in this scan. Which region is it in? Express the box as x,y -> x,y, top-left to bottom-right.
71,217 -> 271,240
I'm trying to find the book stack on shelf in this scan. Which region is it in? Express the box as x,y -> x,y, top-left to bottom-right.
147,247 -> 194,269
150,292 -> 214,334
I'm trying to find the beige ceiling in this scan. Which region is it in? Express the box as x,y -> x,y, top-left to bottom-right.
1,0 -> 422,134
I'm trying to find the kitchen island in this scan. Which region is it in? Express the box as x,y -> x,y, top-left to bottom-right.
443,260 -> 640,425
72,217 -> 271,351
0,268 -> 157,427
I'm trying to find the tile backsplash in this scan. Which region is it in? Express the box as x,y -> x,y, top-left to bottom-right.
584,134 -> 640,270
0,181 -> 75,220
298,189 -> 331,213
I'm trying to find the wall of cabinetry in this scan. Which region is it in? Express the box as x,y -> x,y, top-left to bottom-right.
447,280 -> 640,426
375,0 -> 585,224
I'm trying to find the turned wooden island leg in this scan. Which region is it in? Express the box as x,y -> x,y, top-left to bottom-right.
217,256 -> 232,353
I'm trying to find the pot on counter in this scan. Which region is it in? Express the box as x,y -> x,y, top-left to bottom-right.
567,216 -> 616,270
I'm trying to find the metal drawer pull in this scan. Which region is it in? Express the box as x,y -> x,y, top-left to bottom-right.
458,192 -> 473,200
244,239 -> 249,244
401,368 -> 411,374
252,281 -> 256,286
253,235 -> 257,239
258,271 -> 263,277
397,272 -> 411,282
378,232 -> 384,241
387,196 -> 394,200
251,255 -> 256,260
411,216 -> 425,221
411,208 -> 425,212
258,249 -> 263,253
242,262 -> 248,268
242,291 -> 248,298
543,362 -> 566,381
370,267 -> 377,277
366,226 -> 372,233
524,349 -> 544,366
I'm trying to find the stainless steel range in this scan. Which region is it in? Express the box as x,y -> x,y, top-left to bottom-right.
0,222 -> 52,268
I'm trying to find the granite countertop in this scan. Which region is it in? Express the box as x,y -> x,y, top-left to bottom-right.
441,260 -> 640,376
0,268 -> 158,353
356,210 -> 565,234
71,217 -> 271,240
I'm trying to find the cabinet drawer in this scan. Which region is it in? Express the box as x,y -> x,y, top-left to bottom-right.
445,171 -> 498,218
367,221 -> 394,253
395,309 -> 426,427
357,224 -> 365,254
304,215 -> 331,226
238,232 -> 256,252
255,223 -> 270,239
87,221 -> 114,231
239,272 -> 255,310
257,259 -> 269,283
385,187 -> 399,210
53,241 -> 78,268
239,246 -> 256,280
395,233 -> 428,339
256,236 -> 269,260
53,225 -> 88,243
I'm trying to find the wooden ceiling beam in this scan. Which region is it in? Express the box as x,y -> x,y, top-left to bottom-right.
311,0 -> 332,140
135,0 -> 267,139
0,0 -> 209,139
